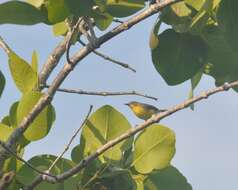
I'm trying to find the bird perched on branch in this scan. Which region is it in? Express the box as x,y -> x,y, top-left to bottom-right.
125,101 -> 167,120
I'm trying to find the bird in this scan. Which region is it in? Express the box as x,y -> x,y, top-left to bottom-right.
125,101 -> 167,120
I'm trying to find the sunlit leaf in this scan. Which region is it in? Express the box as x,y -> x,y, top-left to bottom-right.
0,123 -> 13,142
132,124 -> 175,174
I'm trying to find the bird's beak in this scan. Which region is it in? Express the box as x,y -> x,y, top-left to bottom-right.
125,103 -> 129,106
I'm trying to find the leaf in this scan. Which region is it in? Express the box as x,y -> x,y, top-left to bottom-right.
46,0 -> 70,24
26,0 -> 45,8
52,21 -> 68,36
0,1 -> 47,25
17,155 -> 80,190
106,0 -> 145,18
0,70 -> 5,97
0,123 -> 13,142
132,124 -> 175,174
217,0 -> 238,51
17,91 -> 55,141
8,51 -> 38,93
79,105 -> 132,162
188,70 -> 203,110
9,101 -> 19,127
92,11 -> 113,31
152,29 -> 208,85
144,166 -> 192,190
65,0 -> 95,16
149,18 -> 161,50
101,169 -> 136,190
1,116 -> 11,126
31,51 -> 38,73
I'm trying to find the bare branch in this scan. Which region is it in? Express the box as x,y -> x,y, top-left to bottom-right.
0,0 -> 180,172
25,81 -> 238,189
47,106 -> 93,172
0,141 -> 56,179
79,40 -> 136,72
0,171 -> 15,190
43,84 -> 158,100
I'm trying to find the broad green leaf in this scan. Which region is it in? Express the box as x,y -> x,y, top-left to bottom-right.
152,29 -> 208,85
31,51 -> 38,73
17,91 -> 55,141
0,1 -> 47,25
52,21 -> 68,36
144,166 -> 192,190
202,25 -> 238,88
17,155 -> 80,190
132,124 -> 175,174
46,0 -> 70,24
65,0 -> 95,16
8,51 -> 38,93
71,144 -> 83,163
106,0 -> 145,18
188,70 -> 203,110
9,101 -> 19,127
217,0 -> 238,51
0,70 -> 5,97
185,0 -> 205,11
0,123 -> 13,142
80,105 -> 132,162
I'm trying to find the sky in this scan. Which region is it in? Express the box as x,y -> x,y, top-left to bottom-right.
0,11 -> 238,190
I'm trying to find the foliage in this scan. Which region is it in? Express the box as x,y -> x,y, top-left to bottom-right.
0,0 -> 236,189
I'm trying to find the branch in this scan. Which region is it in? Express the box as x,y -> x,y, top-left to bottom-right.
0,36 -> 11,55
0,0 -> 180,172
0,171 -> 15,190
0,141 -> 57,179
43,85 -> 158,100
78,40 -> 136,72
26,81 -> 238,189
47,106 -> 93,172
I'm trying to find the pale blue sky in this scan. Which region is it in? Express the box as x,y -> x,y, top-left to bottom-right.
1,14 -> 238,190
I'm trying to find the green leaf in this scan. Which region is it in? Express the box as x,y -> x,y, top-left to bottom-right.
144,166 -> 192,190
46,0 -> 70,24
1,116 -> 11,126
152,29 -> 208,85
149,18 -> 161,50
65,0 -> 95,16
0,70 -> 5,97
202,25 -> 238,88
17,91 -> 55,141
217,0 -> 238,51
106,0 -> 145,18
0,123 -> 13,142
71,144 -> 83,164
79,105 -> 132,162
52,21 -> 68,36
101,169 -> 136,190
131,124 -> 175,174
9,101 -> 19,127
92,11 -> 113,31
0,1 -> 47,25
8,51 -> 38,93
17,155 -> 80,190
31,51 -> 38,73
26,0 -> 45,8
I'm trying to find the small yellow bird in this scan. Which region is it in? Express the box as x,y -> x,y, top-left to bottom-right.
125,101 -> 167,120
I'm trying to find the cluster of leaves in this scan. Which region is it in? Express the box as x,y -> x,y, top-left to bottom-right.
14,105 -> 191,190
150,0 -> 238,93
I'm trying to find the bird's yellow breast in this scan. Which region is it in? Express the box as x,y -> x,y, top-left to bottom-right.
131,105 -> 155,120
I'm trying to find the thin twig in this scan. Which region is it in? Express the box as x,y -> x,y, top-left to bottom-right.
43,84 -> 157,100
47,106 -> 93,172
0,0 -> 181,174
66,18 -> 83,64
79,40 -> 136,72
0,141 -> 56,179
26,80 -> 238,189
0,36 -> 11,54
